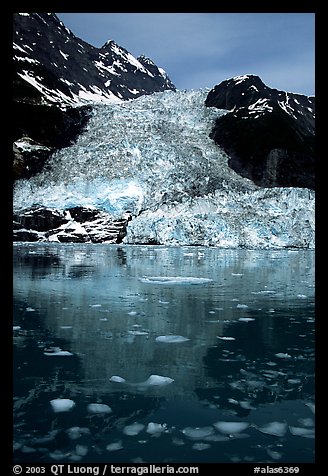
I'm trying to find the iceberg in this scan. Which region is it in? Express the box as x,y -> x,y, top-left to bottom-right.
256,421 -> 288,437
50,398 -> 76,413
139,276 -> 213,285
155,335 -> 190,343
87,403 -> 112,414
213,421 -> 249,434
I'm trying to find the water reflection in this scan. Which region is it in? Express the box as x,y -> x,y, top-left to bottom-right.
13,244 -> 315,463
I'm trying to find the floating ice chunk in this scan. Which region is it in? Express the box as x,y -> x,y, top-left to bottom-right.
266,449 -> 283,460
13,326 -> 21,331
44,347 -> 73,356
213,421 -> 249,434
232,273 -> 243,276
50,398 -> 76,413
252,290 -> 276,295
60,326 -> 73,329
66,427 -> 90,440
139,276 -> 213,285
155,335 -> 190,343
172,437 -> 185,446
298,417 -> 314,427
90,304 -> 102,307
192,442 -> 211,451
297,294 -> 307,298
237,304 -> 248,309
49,450 -> 70,460
106,441 -> 123,451
87,403 -> 112,414
143,375 -> 174,386
238,318 -> 255,322
275,352 -> 292,359
128,330 -> 149,336
26,307 -> 35,312
21,445 -> 37,453
109,375 -> 126,383
289,426 -> 315,438
217,336 -> 236,341
75,444 -> 88,456
182,426 -> 214,439
256,421 -> 287,437
128,311 -> 138,316
146,422 -> 167,435
287,379 -> 301,384
123,422 -> 145,436
239,401 -> 256,410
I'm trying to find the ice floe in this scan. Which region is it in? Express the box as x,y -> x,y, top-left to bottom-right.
109,375 -> 126,383
238,318 -> 255,322
50,398 -> 76,413
275,352 -> 292,359
109,374 -> 174,387
123,422 -> 145,436
106,441 -> 123,451
128,330 -> 149,336
155,335 -> 190,343
87,403 -> 112,414
192,442 -> 211,451
256,421 -> 288,437
75,444 -> 88,456
146,422 -> 167,435
213,421 -> 249,434
182,426 -> 215,439
217,336 -> 236,341
66,427 -> 90,440
142,375 -> 174,386
44,346 -> 73,356
139,276 -> 213,285
289,426 -> 315,438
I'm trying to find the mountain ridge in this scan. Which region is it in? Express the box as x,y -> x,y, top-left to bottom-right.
13,12 -> 176,106
205,74 -> 315,189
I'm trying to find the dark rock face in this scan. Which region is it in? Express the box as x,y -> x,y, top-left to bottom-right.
13,206 -> 131,244
13,13 -> 176,106
13,105 -> 92,180
205,75 -> 315,189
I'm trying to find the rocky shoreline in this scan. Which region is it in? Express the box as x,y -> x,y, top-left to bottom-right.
13,206 -> 131,244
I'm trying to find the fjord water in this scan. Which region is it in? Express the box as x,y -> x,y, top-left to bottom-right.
13,243 -> 315,463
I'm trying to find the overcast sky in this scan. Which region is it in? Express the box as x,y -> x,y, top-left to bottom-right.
56,12 -> 315,96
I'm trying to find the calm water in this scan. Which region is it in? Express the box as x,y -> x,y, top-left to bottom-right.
13,243 -> 315,464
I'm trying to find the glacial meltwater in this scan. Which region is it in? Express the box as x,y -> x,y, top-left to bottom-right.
13,243 -> 315,464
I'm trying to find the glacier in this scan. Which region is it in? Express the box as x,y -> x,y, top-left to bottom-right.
13,89 -> 315,248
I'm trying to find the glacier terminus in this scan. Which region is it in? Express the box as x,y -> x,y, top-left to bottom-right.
13,89 -> 314,249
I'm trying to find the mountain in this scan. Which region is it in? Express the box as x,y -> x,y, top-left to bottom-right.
13,12 -> 176,180
13,13 -> 176,106
205,75 -> 315,189
12,15 -> 314,248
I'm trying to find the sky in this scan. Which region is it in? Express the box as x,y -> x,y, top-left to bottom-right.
56,13 -> 315,96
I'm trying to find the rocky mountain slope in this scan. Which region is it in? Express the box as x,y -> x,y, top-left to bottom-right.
205,74 -> 315,189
